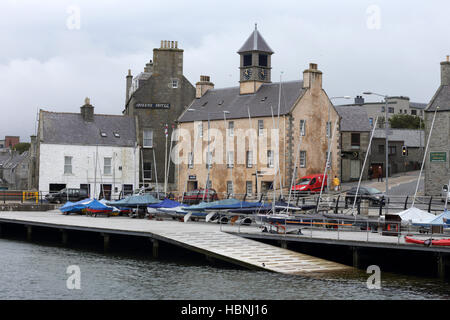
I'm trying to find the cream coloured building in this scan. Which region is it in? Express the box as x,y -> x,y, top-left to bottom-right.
175,27 -> 340,198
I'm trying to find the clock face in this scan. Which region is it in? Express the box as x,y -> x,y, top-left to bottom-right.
243,68 -> 252,80
259,69 -> 267,80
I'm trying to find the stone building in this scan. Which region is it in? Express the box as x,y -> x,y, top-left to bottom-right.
176,27 -> 340,198
0,150 -> 29,190
340,96 -> 427,128
335,106 -> 371,182
32,98 -> 139,199
123,40 -> 195,193
424,56 -> 450,195
370,129 -> 423,178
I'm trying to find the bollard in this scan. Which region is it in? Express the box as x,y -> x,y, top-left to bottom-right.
334,195 -> 340,214
428,196 -> 433,213
404,196 -> 409,210
379,197 -> 384,216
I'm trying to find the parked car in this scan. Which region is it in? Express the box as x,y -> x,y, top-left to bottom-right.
291,174 -> 328,194
441,184 -> 450,202
182,188 -> 219,204
345,186 -> 385,206
45,188 -> 89,204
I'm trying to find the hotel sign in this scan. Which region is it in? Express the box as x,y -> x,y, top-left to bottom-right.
135,103 -> 170,109
430,152 -> 447,162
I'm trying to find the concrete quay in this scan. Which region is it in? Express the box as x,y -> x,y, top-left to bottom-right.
0,210 -> 351,276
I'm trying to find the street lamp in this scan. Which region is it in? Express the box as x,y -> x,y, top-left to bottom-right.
363,91 -> 389,214
328,96 -> 351,189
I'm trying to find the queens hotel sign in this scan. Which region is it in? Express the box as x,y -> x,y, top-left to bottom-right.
135,103 -> 170,109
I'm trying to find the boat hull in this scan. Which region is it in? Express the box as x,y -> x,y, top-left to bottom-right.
405,236 -> 450,246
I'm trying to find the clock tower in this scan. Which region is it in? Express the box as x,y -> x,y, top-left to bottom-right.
238,24 -> 274,95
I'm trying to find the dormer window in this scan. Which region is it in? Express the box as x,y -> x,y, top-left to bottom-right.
100,131 -> 107,137
261,97 -> 267,102
172,79 -> 179,88
113,132 -> 120,138
218,100 -> 224,106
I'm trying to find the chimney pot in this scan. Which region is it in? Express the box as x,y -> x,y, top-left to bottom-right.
441,56 -> 450,86
81,97 -> 94,122
196,75 -> 214,98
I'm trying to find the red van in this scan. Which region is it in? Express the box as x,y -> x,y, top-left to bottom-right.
291,174 -> 328,194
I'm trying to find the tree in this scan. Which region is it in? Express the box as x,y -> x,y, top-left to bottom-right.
12,142 -> 31,154
388,114 -> 424,129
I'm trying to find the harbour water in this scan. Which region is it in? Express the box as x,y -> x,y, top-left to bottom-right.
1,238 -> 449,300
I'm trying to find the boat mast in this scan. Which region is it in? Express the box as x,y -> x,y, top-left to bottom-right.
247,106 -> 258,199
351,116 -> 379,214
286,121 -> 304,212
316,118 -> 338,213
152,148 -> 159,198
412,106 -> 439,207
276,73 -> 284,196
270,106 -> 277,212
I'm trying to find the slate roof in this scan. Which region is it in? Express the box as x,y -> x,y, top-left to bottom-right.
410,102 -> 427,109
178,80 -> 305,122
425,85 -> 450,112
0,152 -> 11,167
2,151 -> 28,169
40,111 -> 136,147
335,106 -> 371,132
373,129 -> 424,147
237,28 -> 274,54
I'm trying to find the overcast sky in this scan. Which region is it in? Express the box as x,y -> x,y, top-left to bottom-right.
1,0 -> 448,142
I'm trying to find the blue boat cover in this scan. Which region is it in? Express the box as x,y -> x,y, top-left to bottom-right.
59,198 -> 93,213
208,201 -> 270,210
425,210 -> 450,226
86,199 -> 113,211
184,198 -> 242,211
148,198 -> 185,208
107,194 -> 161,207
59,201 -> 75,213
185,198 -> 269,211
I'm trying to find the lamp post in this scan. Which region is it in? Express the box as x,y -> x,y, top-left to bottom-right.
188,109 -> 230,201
363,92 -> 389,214
328,96 -> 351,189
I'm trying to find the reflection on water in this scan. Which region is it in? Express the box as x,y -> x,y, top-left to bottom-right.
0,238 -> 449,300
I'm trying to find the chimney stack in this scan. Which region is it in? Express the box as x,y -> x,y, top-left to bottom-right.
302,63 -> 322,89
441,55 -> 450,86
354,95 -> 365,105
80,97 -> 94,122
125,69 -> 133,104
144,60 -> 153,73
196,75 -> 214,98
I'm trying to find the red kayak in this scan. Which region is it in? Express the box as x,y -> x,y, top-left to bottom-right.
405,236 -> 450,246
